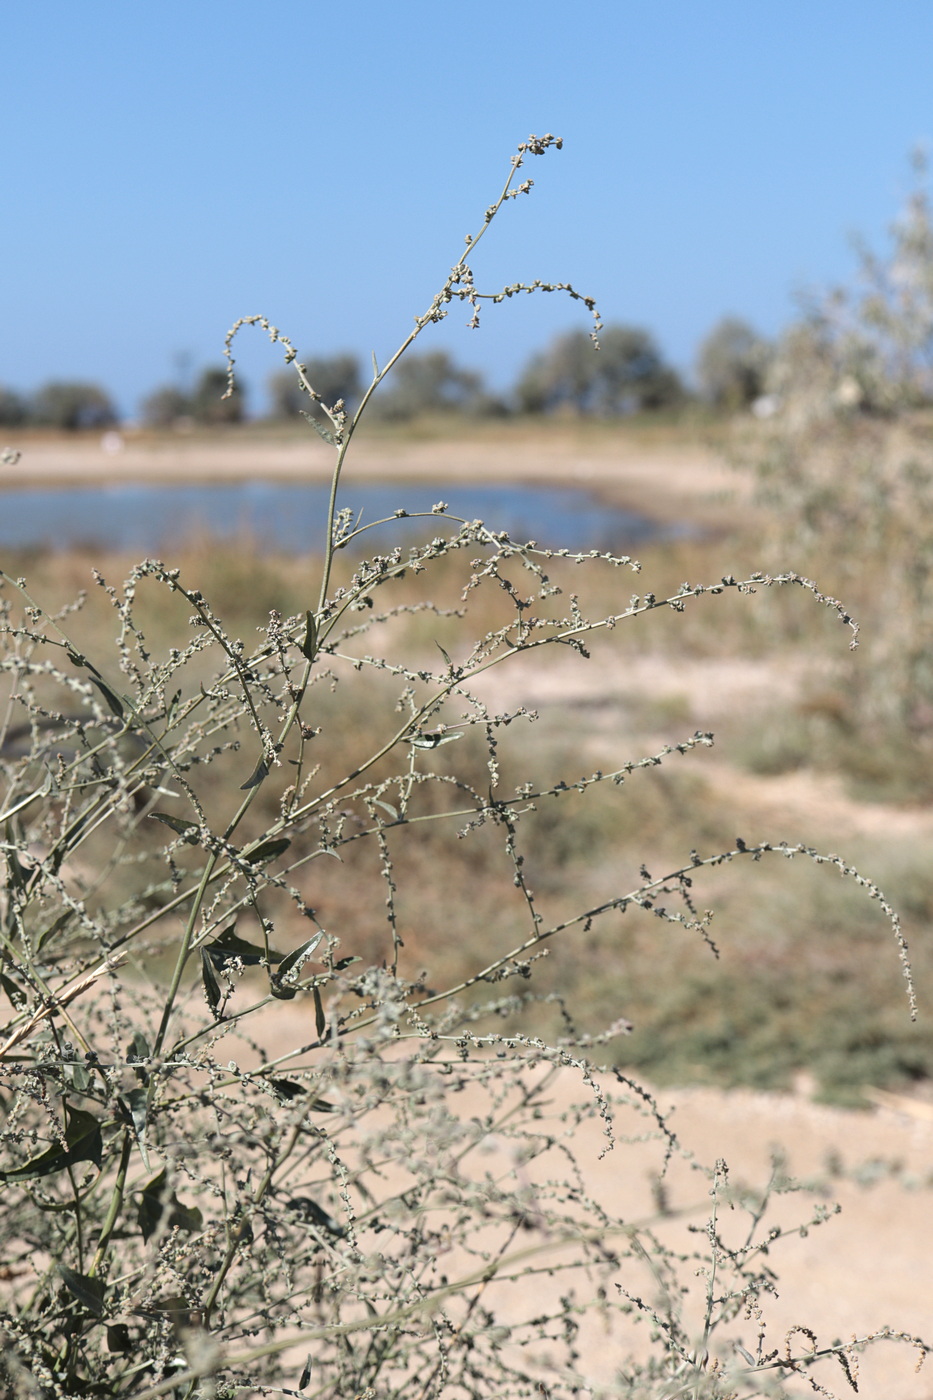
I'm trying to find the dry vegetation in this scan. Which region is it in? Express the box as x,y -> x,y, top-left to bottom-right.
1,134 -> 931,1399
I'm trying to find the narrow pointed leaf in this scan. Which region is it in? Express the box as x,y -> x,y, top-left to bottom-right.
268,1077 -> 306,1101
207,925 -> 283,967
242,837 -> 291,866
269,1079 -> 337,1111
0,972 -> 26,1010
138,1169 -> 167,1242
299,611 -> 318,663
300,410 -> 335,445
69,1063 -> 91,1093
286,1196 -> 346,1236
371,799 -> 398,821
435,641 -> 453,668
36,909 -> 75,954
148,812 -> 199,841
275,933 -> 324,984
240,756 -> 269,790
89,676 -> 125,719
123,1086 -> 149,1166
312,984 -> 326,1040
199,948 -> 224,1019
1,1105 -> 102,1180
58,1264 -> 105,1317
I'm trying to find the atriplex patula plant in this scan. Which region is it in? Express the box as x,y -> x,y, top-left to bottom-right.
0,135 -> 926,1399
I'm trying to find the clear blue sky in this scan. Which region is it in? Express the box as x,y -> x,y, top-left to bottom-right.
3,2 -> 932,418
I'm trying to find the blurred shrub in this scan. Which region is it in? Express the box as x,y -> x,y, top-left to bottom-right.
369,347 -> 500,419
516,323 -> 684,414
742,157 -> 933,792
32,379 -> 117,430
189,364 -> 245,424
0,385 -> 29,427
139,383 -> 191,428
695,315 -> 772,410
268,351 -> 362,419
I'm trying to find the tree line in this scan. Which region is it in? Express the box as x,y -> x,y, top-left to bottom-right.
0,317 -> 773,430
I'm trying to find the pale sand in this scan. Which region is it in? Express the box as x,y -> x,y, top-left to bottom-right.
233,999 -> 933,1397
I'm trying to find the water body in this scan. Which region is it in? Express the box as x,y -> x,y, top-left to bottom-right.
0,480 -> 674,555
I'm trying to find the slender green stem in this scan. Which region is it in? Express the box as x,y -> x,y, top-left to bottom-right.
89,1128 -> 132,1278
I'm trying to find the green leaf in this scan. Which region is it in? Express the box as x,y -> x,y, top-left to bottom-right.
299,610 -> 318,663
137,1168 -> 167,1242
199,948 -> 224,1019
59,1264 -> 105,1317
286,1195 -> 345,1237
206,925 -> 283,967
4,823 -> 30,891
312,984 -> 326,1040
0,972 -> 27,1010
138,1169 -> 203,1242
122,1086 -> 148,1144
334,955 -> 362,971
269,982 -> 297,1000
435,641 -> 453,668
148,812 -> 199,842
371,799 -> 399,821
36,909 -> 75,954
242,837 -> 291,866
240,755 -> 269,790
69,1063 -> 91,1093
268,1079 -> 337,1111
89,675 -> 125,719
275,933 -> 323,985
300,410 -> 335,445
107,1323 -> 132,1354
267,1077 -> 306,1100
2,1105 -> 102,1181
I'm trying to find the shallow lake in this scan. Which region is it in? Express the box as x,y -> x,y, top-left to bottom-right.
0,480 -> 677,555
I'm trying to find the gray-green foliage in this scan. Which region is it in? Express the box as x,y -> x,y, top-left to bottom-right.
0,134 -> 924,1399
742,157 -> 933,787
516,323 -> 683,415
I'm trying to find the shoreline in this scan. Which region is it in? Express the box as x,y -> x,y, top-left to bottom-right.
0,426 -> 750,531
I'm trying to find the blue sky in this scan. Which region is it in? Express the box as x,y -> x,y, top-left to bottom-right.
3,2 -> 932,418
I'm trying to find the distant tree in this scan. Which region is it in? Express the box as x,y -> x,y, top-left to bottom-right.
31,381 -> 117,431
695,316 -> 772,410
515,325 -> 683,415
189,366 -> 245,425
140,384 -> 191,429
370,350 -> 489,420
268,353 -> 362,419
0,387 -> 29,427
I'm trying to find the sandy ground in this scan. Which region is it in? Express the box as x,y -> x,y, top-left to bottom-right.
238,998 -> 933,1398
